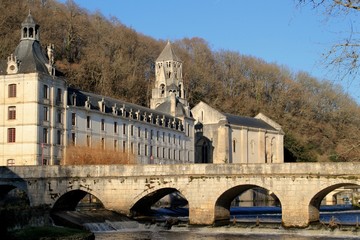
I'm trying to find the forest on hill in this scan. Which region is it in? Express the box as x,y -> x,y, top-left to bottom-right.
1,0 -> 360,162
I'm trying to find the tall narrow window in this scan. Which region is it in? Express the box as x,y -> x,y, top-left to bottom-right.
233,139 -> 236,153
86,116 -> 91,128
71,133 -> 76,145
145,129 -> 148,139
101,119 -> 105,131
123,124 -> 126,135
138,127 -> 141,137
114,122 -> 118,133
101,138 -> 105,149
131,142 -> 134,154
56,88 -> 62,103
57,110 -> 62,124
122,141 -> 126,152
8,106 -> 16,120
71,113 -> 76,126
130,125 -> 134,136
8,84 -> 16,98
43,85 -> 49,99
138,143 -> 141,155
7,128 -> 15,143
114,140 -> 117,151
57,130 -> 61,145
43,128 -> 48,144
43,107 -> 49,121
145,144 -> 148,156
86,135 -> 91,147
151,130 -> 153,140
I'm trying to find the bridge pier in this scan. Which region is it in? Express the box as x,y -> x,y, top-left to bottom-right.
282,203 -> 317,228
189,206 -> 215,225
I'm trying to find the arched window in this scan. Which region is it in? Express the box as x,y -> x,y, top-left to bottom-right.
23,28 -> 28,38
29,27 -> 34,38
160,84 -> 165,96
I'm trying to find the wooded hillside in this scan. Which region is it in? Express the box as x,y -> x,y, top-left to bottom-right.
1,0 -> 360,162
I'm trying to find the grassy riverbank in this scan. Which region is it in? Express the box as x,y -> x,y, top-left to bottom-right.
6,226 -> 94,240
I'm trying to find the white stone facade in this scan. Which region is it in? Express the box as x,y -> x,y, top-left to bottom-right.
0,14 -> 283,166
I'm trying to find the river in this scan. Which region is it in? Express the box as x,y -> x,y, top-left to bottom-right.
78,206 -> 360,240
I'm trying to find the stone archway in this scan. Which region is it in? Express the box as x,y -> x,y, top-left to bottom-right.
195,136 -> 213,163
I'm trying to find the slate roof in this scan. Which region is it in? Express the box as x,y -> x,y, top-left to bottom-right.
156,41 -> 181,62
223,113 -> 277,131
67,88 -> 185,129
14,40 -> 49,74
155,98 -> 191,118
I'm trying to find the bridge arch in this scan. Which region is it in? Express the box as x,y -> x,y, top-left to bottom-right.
308,182 -> 359,223
214,184 -> 282,223
0,184 -> 30,207
52,189 -> 104,211
130,187 -> 189,216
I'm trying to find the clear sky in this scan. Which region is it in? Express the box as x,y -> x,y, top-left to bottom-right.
63,0 -> 359,103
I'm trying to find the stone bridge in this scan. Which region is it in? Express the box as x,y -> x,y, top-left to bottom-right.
0,163 -> 359,228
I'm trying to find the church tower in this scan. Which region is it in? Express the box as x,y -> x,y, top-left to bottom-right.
150,41 -> 187,109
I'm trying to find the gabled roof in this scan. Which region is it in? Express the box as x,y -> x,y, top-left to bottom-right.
223,113 -> 277,131
156,41 -> 181,62
155,98 -> 191,118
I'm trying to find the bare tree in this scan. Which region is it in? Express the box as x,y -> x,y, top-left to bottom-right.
298,0 -> 360,78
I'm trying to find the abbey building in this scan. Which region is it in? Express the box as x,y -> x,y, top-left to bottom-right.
0,14 -> 284,166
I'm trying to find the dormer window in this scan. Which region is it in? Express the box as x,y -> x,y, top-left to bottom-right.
71,93 -> 77,106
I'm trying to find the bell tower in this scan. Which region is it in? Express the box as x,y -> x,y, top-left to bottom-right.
150,41 -> 187,109
21,11 -> 40,41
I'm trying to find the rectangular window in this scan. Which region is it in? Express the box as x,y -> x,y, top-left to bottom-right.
8,84 -> 16,98
162,148 -> 165,158
71,132 -> 76,145
71,113 -> 76,126
7,128 -> 15,143
101,138 -> 105,149
156,131 -> 159,141
57,110 -> 62,124
138,127 -> 141,137
57,130 -> 61,145
163,132 -> 165,142
145,144 -> 148,156
138,143 -> 141,155
56,88 -> 62,103
8,106 -> 16,120
86,135 -> 90,147
114,122 -> 118,133
123,124 -> 126,135
86,116 -> 91,128
101,119 -> 105,131
145,129 -> 148,139
43,84 -> 49,99
43,128 -> 48,144
43,107 -> 49,121
131,142 -> 134,154
130,125 -> 134,136
150,130 -> 153,140
123,141 -> 126,152
168,133 -> 171,143
169,149 -> 171,159
173,134 -> 176,144
114,140 -> 117,151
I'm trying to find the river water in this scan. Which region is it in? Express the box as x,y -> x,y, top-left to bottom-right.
82,206 -> 360,240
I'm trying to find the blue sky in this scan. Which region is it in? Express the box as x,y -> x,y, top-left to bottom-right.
64,0 -> 359,102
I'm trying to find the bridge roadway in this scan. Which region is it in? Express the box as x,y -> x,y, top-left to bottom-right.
0,162 -> 359,227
